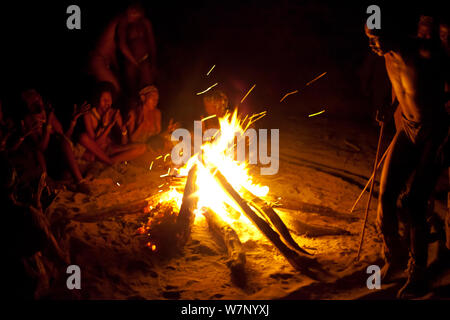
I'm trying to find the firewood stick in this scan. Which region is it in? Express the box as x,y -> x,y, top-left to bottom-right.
212,168 -> 329,280
349,145 -> 390,213
356,121 -> 385,261
203,209 -> 246,275
242,189 -> 311,255
176,164 -> 198,246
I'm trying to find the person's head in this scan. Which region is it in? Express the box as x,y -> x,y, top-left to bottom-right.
21,89 -> 44,114
203,90 -> 228,116
139,85 -> 159,111
94,82 -> 115,112
417,15 -> 436,39
126,2 -> 144,23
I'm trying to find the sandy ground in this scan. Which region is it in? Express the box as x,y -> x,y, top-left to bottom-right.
44,112 -> 449,300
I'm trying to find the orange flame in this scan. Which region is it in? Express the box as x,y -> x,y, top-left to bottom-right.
159,109 -> 269,227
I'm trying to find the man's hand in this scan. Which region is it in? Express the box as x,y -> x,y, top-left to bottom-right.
73,102 -> 91,121
166,118 -> 180,133
375,109 -> 387,125
376,100 -> 397,126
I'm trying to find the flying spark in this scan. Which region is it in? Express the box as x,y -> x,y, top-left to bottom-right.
206,64 -> 215,76
201,114 -> 217,122
280,90 -> 299,102
196,83 -> 218,95
160,167 -> 171,178
279,72 -> 327,103
305,72 -> 327,87
240,84 -> 256,103
308,109 -> 326,117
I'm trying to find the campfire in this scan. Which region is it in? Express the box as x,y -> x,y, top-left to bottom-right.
139,109 -> 327,281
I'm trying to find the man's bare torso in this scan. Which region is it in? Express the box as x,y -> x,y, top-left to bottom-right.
127,19 -> 150,61
384,42 -> 445,123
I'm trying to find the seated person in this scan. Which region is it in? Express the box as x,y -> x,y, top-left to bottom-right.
202,90 -> 229,130
126,85 -> 180,153
21,89 -> 87,191
1,99 -> 39,152
78,82 -> 146,164
127,85 -> 161,143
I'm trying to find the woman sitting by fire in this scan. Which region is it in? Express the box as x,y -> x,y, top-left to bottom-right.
126,85 -> 161,143
125,85 -> 179,152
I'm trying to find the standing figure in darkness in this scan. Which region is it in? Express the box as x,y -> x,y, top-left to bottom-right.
89,2 -> 157,98
365,22 -> 449,298
89,13 -> 122,94
117,3 -> 157,98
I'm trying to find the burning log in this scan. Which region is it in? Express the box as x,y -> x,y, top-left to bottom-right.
244,190 -> 311,255
203,209 -> 246,277
212,168 -> 330,281
176,164 -> 198,246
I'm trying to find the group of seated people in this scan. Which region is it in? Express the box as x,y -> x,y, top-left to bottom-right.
0,81 -> 173,193
0,81 -> 231,194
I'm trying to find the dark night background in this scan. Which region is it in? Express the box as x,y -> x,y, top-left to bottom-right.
0,0 -> 445,126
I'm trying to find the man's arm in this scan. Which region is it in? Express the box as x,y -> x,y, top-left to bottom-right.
83,113 -> 97,140
115,112 -> 129,145
39,122 -> 52,151
66,102 -> 91,138
126,110 -> 136,137
94,110 -> 122,143
49,111 -> 64,136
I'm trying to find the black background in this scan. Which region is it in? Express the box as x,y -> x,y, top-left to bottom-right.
0,0 -> 445,124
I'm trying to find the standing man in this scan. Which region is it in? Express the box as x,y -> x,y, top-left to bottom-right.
365,22 -> 449,298
117,2 -> 157,97
89,14 -> 122,94
89,2 -> 157,98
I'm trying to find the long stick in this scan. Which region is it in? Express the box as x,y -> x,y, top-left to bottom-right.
356,122 -> 385,261
349,145 -> 391,213
176,164 -> 198,246
213,168 -> 329,280
242,189 -> 311,255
